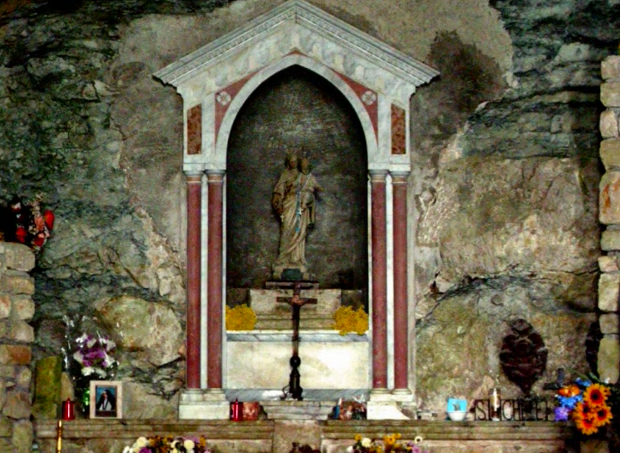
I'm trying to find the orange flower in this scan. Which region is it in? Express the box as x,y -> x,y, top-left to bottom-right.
583,384 -> 610,407
571,402 -> 594,424
558,385 -> 580,397
575,415 -> 599,435
592,405 -> 613,427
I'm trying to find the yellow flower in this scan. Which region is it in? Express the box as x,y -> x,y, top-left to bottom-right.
384,435 -> 396,446
333,306 -> 369,335
575,414 -> 599,435
226,305 -> 257,330
583,383 -> 610,408
355,434 -> 362,442
592,404 -> 613,427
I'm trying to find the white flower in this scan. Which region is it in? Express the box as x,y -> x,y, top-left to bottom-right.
414,436 -> 424,444
184,439 -> 195,450
346,447 -> 354,453
73,351 -> 84,363
122,448 -> 134,453
81,366 -> 94,376
87,337 -> 97,348
134,437 -> 148,448
361,438 -> 372,448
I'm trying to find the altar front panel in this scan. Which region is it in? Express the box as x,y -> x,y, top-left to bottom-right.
226,331 -> 370,390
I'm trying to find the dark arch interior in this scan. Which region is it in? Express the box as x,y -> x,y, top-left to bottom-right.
226,65 -> 368,299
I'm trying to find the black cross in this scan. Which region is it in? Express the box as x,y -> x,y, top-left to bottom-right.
277,282 -> 317,400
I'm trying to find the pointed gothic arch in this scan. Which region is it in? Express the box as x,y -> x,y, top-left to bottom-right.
215,53 -> 378,164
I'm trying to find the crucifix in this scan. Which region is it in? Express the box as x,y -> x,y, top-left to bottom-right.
277,282 -> 317,400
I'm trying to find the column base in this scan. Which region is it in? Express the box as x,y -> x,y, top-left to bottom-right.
178,389 -> 229,420
366,389 -> 410,420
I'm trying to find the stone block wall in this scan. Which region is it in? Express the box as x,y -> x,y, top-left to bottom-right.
0,242 -> 35,452
598,55 -> 620,384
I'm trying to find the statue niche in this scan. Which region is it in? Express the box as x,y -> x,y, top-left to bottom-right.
226,65 -> 368,295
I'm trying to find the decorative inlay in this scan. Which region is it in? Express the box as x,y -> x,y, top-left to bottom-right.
216,91 -> 231,105
361,90 -> 377,106
335,72 -> 378,140
187,104 -> 202,155
391,104 -> 406,155
214,73 -> 256,146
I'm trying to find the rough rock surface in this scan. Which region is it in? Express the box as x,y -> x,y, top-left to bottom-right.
0,0 -> 617,420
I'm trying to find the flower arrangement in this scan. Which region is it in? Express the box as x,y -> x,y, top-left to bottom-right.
72,332 -> 118,378
68,332 -> 118,412
555,376 -> 615,435
333,306 -> 368,335
225,304 -> 257,330
348,433 -> 428,453
123,435 -> 210,453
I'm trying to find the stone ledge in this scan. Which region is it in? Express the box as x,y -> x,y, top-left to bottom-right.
35,419 -> 276,440
321,420 -> 576,441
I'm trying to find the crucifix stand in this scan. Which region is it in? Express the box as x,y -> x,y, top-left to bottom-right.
277,282 -> 317,400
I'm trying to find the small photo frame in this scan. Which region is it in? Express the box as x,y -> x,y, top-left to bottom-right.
89,380 -> 122,419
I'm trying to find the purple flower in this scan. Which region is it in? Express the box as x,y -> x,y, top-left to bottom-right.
139,447 -> 152,453
554,406 -> 570,421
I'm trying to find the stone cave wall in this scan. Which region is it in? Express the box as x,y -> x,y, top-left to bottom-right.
0,0 -> 618,418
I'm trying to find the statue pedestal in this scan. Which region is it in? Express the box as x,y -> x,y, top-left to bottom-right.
250,288 -> 347,330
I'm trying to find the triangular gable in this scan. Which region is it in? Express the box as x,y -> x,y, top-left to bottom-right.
154,0 -> 438,105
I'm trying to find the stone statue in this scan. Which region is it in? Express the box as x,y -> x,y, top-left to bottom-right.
272,154 -> 322,280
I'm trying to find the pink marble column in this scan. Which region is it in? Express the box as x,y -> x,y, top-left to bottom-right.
392,171 -> 409,390
370,170 -> 388,389
185,173 -> 202,389
207,170 -> 225,389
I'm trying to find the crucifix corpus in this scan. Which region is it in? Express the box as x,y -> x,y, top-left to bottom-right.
277,282 -> 317,400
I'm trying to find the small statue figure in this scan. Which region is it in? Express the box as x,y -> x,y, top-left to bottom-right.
272,153 -> 322,280
0,195 -> 54,252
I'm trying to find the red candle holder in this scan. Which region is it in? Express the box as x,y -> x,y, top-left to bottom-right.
61,399 -> 75,421
230,399 -> 243,421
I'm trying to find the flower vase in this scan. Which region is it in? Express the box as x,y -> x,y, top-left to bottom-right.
73,376 -> 91,417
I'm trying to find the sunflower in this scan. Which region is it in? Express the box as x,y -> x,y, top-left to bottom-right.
572,402 -> 591,421
583,384 -> 610,407
383,435 -> 396,446
592,404 -> 613,427
574,415 -> 599,435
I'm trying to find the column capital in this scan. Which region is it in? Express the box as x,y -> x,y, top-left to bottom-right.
184,171 -> 204,182
369,170 -> 389,182
390,171 -> 410,184
206,169 -> 226,183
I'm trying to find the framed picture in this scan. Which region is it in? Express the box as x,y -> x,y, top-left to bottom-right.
89,380 -> 122,419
